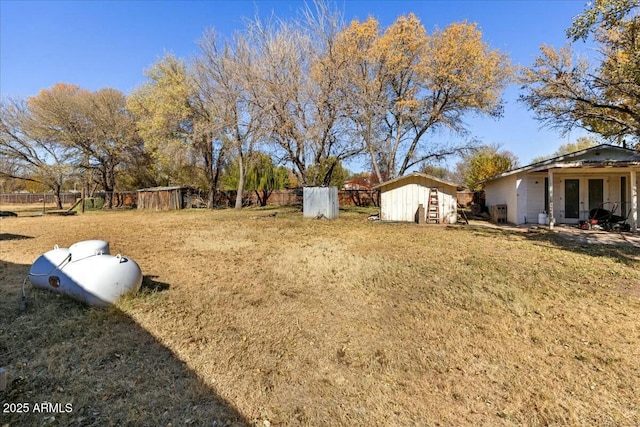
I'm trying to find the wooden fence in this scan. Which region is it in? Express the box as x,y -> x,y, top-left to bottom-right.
215,189 -> 379,208
1,189 -> 379,209
1,192 -> 79,205
0,191 -> 137,208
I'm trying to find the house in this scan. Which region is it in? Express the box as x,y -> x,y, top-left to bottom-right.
342,177 -> 373,191
483,144 -> 640,230
374,172 -> 459,223
136,186 -> 195,210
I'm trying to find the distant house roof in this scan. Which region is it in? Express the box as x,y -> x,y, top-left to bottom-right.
373,172 -> 460,190
483,144 -> 640,184
343,177 -> 373,191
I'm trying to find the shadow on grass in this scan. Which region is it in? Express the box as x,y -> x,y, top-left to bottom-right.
0,233 -> 34,241
0,260 -> 249,427
141,275 -> 170,292
457,222 -> 640,264
339,205 -> 379,214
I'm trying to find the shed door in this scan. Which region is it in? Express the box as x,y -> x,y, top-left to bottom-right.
565,179 -> 580,219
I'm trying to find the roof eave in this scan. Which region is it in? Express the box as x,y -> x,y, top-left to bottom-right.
482,143 -> 639,184
373,172 -> 460,190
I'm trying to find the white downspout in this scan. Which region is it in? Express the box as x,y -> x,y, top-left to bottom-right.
631,169 -> 637,232
548,169 -> 554,230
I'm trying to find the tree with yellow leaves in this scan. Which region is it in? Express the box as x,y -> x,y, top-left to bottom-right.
455,144 -> 518,191
127,54 -> 227,208
333,14 -> 512,182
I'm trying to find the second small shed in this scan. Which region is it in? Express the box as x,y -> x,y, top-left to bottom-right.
137,186 -> 194,210
374,172 -> 459,223
303,186 -> 339,219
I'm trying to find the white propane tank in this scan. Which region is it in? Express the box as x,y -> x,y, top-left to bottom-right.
29,246 -> 72,282
29,240 -> 142,306
69,239 -> 110,259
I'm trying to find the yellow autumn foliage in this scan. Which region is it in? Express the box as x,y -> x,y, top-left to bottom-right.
328,14 -> 512,179
126,54 -> 196,183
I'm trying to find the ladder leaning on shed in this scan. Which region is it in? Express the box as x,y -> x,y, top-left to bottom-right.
427,188 -> 440,224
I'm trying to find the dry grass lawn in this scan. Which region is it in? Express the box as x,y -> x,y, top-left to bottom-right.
1,207 -> 640,426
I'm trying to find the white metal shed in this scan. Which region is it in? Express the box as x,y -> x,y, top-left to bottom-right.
303,186 -> 339,219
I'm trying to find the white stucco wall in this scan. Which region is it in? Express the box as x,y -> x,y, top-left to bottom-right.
516,178 -> 527,224
525,173 -> 548,224
485,174 -> 518,223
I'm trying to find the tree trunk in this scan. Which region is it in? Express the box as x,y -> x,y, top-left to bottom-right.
255,189 -> 272,207
234,155 -> 245,209
103,191 -> 113,209
102,166 -> 116,209
322,161 -> 337,186
202,136 -> 222,209
365,137 -> 384,185
207,140 -> 225,209
81,183 -> 86,213
208,188 -> 215,208
53,183 -> 63,210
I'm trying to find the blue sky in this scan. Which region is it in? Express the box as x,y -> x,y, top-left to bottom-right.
1,0 -> 595,168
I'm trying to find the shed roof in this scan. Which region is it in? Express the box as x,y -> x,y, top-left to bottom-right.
373,172 -> 459,190
137,186 -> 192,192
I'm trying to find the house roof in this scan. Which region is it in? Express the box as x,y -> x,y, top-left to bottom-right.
373,172 -> 459,190
483,144 -> 640,183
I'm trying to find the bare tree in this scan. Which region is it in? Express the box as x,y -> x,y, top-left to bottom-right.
243,2 -> 362,186
0,98 -> 74,208
521,1 -> 640,143
195,30 -> 263,209
27,84 -> 140,208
